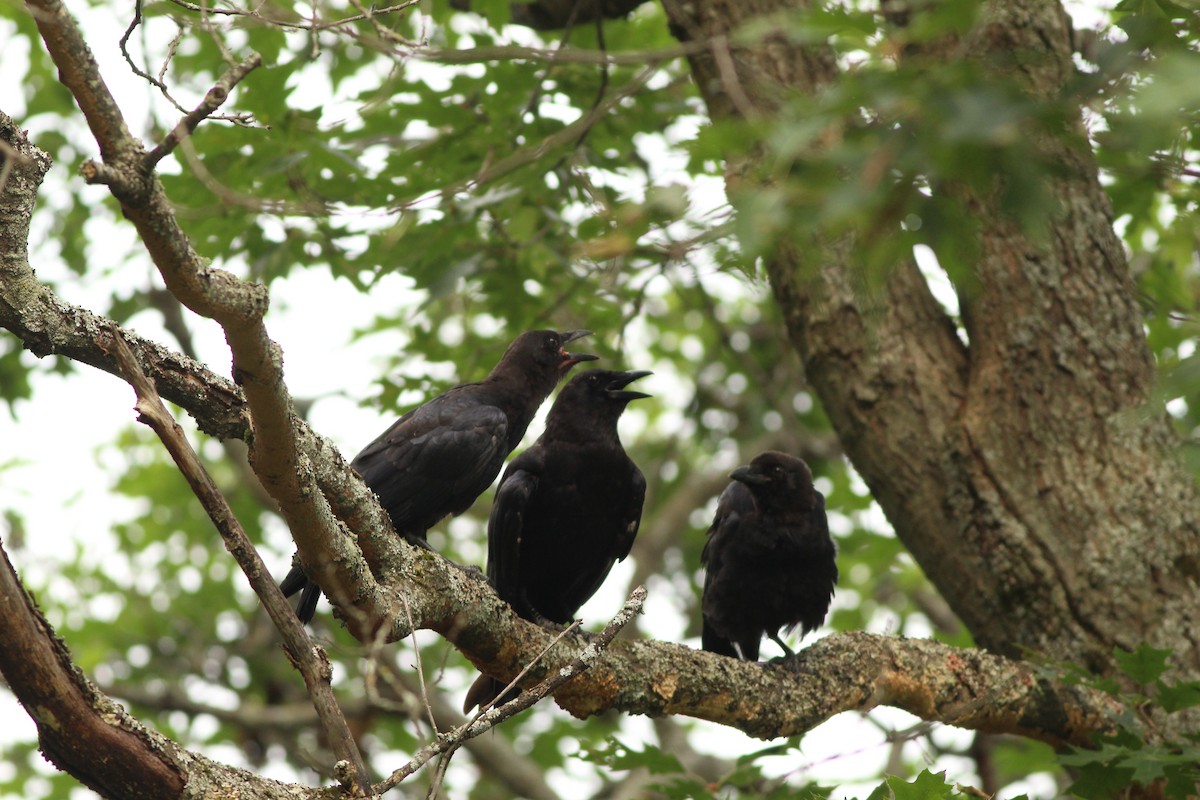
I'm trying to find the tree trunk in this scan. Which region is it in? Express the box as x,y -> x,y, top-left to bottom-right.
661,0 -> 1200,697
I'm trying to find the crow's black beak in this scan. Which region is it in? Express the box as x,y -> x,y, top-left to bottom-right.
557,329 -> 598,368
730,465 -> 769,486
606,370 -> 652,402
559,329 -> 593,345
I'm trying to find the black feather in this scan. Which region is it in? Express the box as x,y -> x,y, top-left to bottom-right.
280,329 -> 596,622
463,368 -> 649,711
700,451 -> 838,661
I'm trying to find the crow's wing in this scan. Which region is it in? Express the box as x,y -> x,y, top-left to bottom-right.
486,451 -> 544,620
613,464 -> 646,563
352,392 -> 510,534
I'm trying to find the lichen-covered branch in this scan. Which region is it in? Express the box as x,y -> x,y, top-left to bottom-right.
23,0 -> 387,640
103,330 -> 375,798
0,537 -> 339,800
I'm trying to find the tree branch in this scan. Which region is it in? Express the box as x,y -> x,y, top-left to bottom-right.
24,0 -> 393,641
375,586 -> 648,795
0,541 -> 187,798
102,329 -> 375,798
144,51 -> 262,167
0,536 -> 340,800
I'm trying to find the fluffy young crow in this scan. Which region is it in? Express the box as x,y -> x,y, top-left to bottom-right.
281,329 -> 596,622
463,368 -> 650,711
700,451 -> 837,661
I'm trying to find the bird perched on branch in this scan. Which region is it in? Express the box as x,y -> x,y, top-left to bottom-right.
280,329 -> 597,622
700,451 -> 837,662
463,368 -> 651,711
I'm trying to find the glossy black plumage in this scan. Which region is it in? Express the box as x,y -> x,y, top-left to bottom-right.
280,329 -> 596,622
463,368 -> 650,711
700,451 -> 837,661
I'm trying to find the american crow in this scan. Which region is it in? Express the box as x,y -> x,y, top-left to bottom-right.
700,451 -> 837,661
281,329 -> 597,622
463,368 -> 650,711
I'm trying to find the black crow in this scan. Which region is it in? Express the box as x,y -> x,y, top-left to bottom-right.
281,329 -> 597,622
463,368 -> 650,711
700,451 -> 837,661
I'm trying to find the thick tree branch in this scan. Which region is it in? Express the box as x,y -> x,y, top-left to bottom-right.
0,541 -> 186,799
23,0 -> 395,641
103,330 -> 375,798
0,536 -> 341,800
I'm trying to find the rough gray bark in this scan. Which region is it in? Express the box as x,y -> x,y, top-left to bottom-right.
660,0 -> 1200,698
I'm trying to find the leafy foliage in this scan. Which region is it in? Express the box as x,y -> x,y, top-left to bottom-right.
1057,645 -> 1200,799
2,0 -> 1199,797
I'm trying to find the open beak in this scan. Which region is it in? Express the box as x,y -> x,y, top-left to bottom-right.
606,370 -> 652,402
557,329 -> 599,369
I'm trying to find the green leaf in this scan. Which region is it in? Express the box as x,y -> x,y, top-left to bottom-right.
1068,762 -> 1137,800
1114,643 -> 1173,684
886,769 -> 957,800
1155,679 -> 1200,712
578,738 -> 685,776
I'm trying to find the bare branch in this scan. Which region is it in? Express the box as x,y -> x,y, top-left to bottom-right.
102,329 -> 375,797
417,41 -> 706,66
119,0 -> 188,114
144,52 -> 262,168
166,0 -> 422,33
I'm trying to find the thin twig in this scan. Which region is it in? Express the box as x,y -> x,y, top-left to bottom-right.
373,586 -> 648,795
424,618 -> 583,799
400,592 -> 439,733
419,39 -> 709,66
710,34 -> 759,119
120,0 -> 189,113
100,327 -> 377,799
0,137 -> 32,194
472,619 -> 582,719
309,0 -> 320,58
174,134 -> 332,215
570,0 -> 610,152
401,66 -> 666,210
144,52 -> 262,167
166,0 -> 421,32
520,0 -> 587,120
